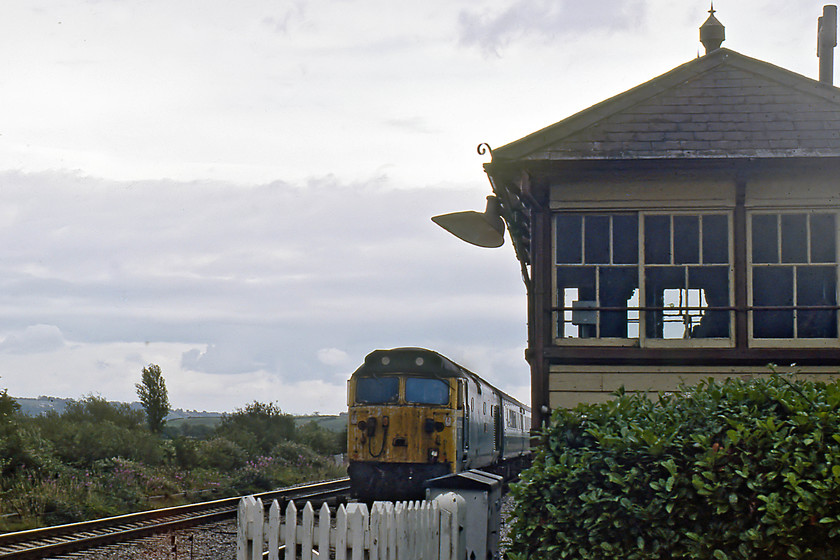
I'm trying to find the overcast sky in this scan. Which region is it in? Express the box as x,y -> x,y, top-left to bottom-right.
0,1 -> 833,414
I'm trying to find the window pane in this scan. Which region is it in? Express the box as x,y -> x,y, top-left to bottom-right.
753,266 -> 794,338
599,267 -> 639,338
556,215 -> 582,264
752,214 -> 778,263
702,214 -> 729,264
356,376 -> 399,404
405,378 -> 450,405
557,267 -> 596,338
584,215 -> 610,264
645,215 -> 671,264
683,266 -> 729,338
613,215 -> 638,264
781,214 -> 808,263
557,267 -> 596,298
810,214 -> 836,263
797,266 -> 837,338
644,266 -> 684,338
674,215 -> 700,264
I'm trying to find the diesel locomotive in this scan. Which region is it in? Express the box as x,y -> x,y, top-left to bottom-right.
347,347 -> 531,500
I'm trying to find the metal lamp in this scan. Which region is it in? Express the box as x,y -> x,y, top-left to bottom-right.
431,196 -> 505,248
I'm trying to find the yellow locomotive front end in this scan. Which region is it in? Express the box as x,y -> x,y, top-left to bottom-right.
347,350 -> 460,500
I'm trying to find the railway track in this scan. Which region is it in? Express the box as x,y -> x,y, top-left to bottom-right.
0,477 -> 351,559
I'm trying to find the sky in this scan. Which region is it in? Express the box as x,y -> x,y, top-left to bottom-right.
0,0 -> 834,414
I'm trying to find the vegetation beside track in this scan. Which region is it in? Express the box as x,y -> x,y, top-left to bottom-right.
0,391 -> 346,531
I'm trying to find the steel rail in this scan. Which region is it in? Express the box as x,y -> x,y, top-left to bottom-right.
0,477 -> 351,559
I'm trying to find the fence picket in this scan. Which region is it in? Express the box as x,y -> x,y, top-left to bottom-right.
335,504 -> 347,560
301,502 -> 314,560
318,502 -> 330,558
236,496 -> 253,560
285,501 -> 297,560
268,500 -> 281,560
386,501 -> 397,560
346,504 -> 368,560
237,496 -> 263,560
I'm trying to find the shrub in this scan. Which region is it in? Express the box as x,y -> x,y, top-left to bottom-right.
215,401 -> 296,456
296,420 -> 347,455
508,375 -> 840,560
195,437 -> 247,471
172,436 -> 199,469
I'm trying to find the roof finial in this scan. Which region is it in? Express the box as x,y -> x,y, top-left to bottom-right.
700,2 -> 725,54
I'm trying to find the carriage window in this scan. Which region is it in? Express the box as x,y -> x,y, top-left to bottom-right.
405,378 -> 450,405
751,213 -> 837,338
507,409 -> 517,428
355,376 -> 399,404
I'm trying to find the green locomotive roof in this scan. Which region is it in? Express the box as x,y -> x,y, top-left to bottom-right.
355,347 -> 467,378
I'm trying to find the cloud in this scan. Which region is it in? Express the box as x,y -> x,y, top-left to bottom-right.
458,0 -> 646,55
0,325 -> 66,354
317,348 -> 351,368
181,344 -> 268,375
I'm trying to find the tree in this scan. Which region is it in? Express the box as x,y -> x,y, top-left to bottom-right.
0,388 -> 20,423
135,364 -> 170,434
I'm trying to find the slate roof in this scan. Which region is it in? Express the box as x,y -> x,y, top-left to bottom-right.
491,48 -> 840,162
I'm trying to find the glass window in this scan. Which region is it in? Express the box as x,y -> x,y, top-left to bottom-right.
555,213 -> 639,339
751,213 -> 838,339
355,376 -> 399,404
554,211 -> 732,343
405,378 -> 450,405
644,214 -> 730,339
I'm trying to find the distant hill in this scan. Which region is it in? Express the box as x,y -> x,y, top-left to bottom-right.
295,413 -> 348,433
11,396 -> 345,431
14,396 -> 76,417
12,395 -> 223,421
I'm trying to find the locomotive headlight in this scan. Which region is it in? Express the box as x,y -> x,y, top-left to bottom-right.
444,416 -> 452,427
428,448 -> 439,463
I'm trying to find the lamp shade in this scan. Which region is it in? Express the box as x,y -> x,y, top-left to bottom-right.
431,196 -> 505,248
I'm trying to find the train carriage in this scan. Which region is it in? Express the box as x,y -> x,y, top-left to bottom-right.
347,347 -> 530,501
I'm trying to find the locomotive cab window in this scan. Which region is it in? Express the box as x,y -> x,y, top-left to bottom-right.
405,377 -> 450,405
355,376 -> 399,404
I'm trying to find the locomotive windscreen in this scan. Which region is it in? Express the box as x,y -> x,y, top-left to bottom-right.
355,376 -> 399,404
405,378 -> 450,405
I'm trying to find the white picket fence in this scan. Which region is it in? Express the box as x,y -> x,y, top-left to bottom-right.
237,493 -> 465,560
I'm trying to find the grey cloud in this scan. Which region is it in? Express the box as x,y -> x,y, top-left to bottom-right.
0,325 -> 66,354
458,0 -> 646,56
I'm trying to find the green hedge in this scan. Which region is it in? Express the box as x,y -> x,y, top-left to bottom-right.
508,375 -> 840,559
